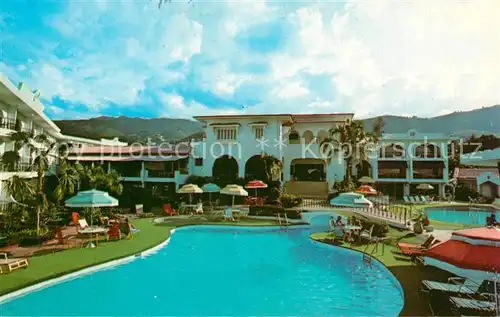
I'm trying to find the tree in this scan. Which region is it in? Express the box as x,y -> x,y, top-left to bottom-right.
54,159 -> 79,201
320,118 -> 384,183
74,163 -> 123,196
1,151 -> 21,171
5,175 -> 34,203
261,154 -> 282,181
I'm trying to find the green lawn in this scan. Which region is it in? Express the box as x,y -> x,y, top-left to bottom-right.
0,217 -> 280,296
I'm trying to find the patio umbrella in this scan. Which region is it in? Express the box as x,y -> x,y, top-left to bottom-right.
417,183 -> 434,190
220,184 -> 248,206
177,184 -> 203,204
424,227 -> 500,315
356,185 -> 377,195
245,180 -> 268,196
65,189 -> 119,226
358,176 -> 375,184
201,183 -> 220,204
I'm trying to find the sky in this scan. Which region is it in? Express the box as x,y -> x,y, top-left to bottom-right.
0,0 -> 499,120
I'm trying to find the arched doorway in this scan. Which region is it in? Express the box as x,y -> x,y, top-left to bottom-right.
288,130 -> 300,144
302,130 -> 314,144
245,155 -> 267,180
212,155 -> 238,183
290,158 -> 326,181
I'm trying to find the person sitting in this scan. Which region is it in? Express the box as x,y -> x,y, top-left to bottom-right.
328,216 -> 336,232
335,216 -> 344,227
487,213 -> 498,227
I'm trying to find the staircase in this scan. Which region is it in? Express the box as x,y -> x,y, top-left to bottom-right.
284,181 -> 328,198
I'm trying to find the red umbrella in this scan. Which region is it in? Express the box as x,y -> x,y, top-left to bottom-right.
425,227 -> 500,279
356,185 -> 377,195
245,180 -> 268,196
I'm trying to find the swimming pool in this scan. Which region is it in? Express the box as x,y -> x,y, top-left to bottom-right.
426,206 -> 499,226
0,215 -> 403,316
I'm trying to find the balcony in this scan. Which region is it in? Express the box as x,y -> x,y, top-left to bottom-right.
0,162 -> 36,172
412,161 -> 445,180
0,118 -> 16,131
147,170 -> 175,178
377,161 -> 408,180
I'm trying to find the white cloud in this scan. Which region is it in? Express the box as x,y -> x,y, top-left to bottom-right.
273,81 -> 309,99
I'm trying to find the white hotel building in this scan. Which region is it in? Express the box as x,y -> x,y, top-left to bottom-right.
0,73 -> 126,204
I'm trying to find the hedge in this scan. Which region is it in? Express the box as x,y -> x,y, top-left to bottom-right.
248,205 -> 302,219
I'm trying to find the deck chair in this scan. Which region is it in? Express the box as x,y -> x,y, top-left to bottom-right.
449,296 -> 496,315
77,219 -> 90,232
422,278 -> 483,296
107,223 -> 122,241
408,196 -> 417,204
135,204 -> 144,216
224,207 -> 234,221
397,235 -> 437,256
403,196 -> 411,204
0,253 -> 29,274
163,204 -> 178,216
419,196 -> 427,203
194,203 -> 203,214
360,225 -> 375,242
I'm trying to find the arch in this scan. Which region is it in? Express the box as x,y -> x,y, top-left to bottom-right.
302,130 -> 315,144
379,143 -> 405,158
414,143 -> 442,158
290,158 -> 326,181
288,130 -> 300,144
316,130 -> 329,144
212,155 -> 238,183
245,155 -> 267,181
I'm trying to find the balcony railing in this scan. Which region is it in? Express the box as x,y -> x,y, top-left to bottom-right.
0,118 -> 17,130
0,162 -> 36,172
147,170 -> 175,178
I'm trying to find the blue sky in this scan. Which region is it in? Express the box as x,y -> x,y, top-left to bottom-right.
0,0 -> 499,120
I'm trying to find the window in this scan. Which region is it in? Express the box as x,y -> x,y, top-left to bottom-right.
195,158 -> 203,166
253,126 -> 264,139
215,128 -> 237,140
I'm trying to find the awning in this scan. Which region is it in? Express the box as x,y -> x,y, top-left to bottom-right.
413,161 -> 445,168
67,156 -> 187,162
378,161 -> 407,169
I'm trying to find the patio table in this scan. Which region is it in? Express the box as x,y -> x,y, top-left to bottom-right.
79,227 -> 107,248
343,225 -> 362,243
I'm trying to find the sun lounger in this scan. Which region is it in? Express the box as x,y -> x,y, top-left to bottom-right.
409,196 -> 417,204
422,278 -> 483,296
419,196 -> 427,203
449,296 -> 496,315
224,207 -> 233,221
397,235 -> 437,255
163,204 -> 178,216
0,253 -> 29,274
195,203 -> 203,214
403,196 -> 410,204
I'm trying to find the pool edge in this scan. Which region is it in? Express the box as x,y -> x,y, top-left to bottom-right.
0,230 -> 175,304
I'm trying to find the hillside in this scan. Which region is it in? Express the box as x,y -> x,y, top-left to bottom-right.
54,105 -> 500,143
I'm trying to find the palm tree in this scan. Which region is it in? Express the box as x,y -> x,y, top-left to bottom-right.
261,154 -> 283,181
5,175 -> 34,202
74,163 -> 123,196
1,151 -> 21,171
54,159 -> 79,201
320,118 -> 384,183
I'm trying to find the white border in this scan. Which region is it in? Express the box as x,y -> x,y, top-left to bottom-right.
0,232 -> 174,304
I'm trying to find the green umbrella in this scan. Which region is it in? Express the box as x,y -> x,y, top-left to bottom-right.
65,189 -> 119,226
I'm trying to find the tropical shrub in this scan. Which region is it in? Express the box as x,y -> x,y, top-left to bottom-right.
184,175 -> 212,187
331,179 -> 357,194
279,194 -> 303,208
356,218 -> 389,237
454,184 -> 479,201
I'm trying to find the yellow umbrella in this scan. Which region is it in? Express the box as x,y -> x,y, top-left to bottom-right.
220,184 -> 248,206
177,184 -> 203,204
358,176 -> 375,184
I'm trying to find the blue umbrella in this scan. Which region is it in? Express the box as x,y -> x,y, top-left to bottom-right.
201,183 -> 220,204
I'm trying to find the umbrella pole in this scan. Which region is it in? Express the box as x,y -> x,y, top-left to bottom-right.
232,195 -> 235,207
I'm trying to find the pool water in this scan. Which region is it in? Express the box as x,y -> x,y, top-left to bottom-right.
0,215 -> 403,316
426,207 -> 499,226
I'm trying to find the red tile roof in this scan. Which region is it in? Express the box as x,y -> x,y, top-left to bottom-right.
69,144 -> 191,156
453,167 -> 499,179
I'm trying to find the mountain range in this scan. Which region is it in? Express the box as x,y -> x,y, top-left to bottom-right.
54,105 -> 500,144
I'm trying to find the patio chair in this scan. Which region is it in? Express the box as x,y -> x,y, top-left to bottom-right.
224,207 -> 234,221
0,253 -> 29,274
419,196 -> 428,203
449,296 -> 496,315
194,203 -> 203,214
360,225 -> 374,242
77,219 -> 90,232
135,204 -> 143,216
422,277 -> 483,296
403,196 -> 411,204
409,196 -> 417,204
107,223 -> 122,241
163,204 -> 178,216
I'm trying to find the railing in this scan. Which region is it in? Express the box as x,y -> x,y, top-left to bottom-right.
147,170 -> 175,178
0,118 -> 16,130
351,205 -> 410,225
298,196 -> 331,209
0,162 -> 36,172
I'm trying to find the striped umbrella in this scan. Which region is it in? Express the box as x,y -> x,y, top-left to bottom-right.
245,180 -> 268,196
177,184 -> 203,204
221,184 -> 248,206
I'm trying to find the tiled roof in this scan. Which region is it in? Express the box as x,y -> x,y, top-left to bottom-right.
69,144 -> 191,156
453,167 -> 499,179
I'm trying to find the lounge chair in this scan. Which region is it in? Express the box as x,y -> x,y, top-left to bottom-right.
419,196 -> 427,203
135,204 -> 143,216
224,207 -> 234,221
0,253 -> 28,274
397,235 -> 438,256
360,225 -> 375,242
77,219 -> 90,233
409,196 -> 417,204
194,203 -> 203,214
403,196 -> 411,204
422,277 -> 483,296
163,204 -> 178,216
449,296 -> 496,315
